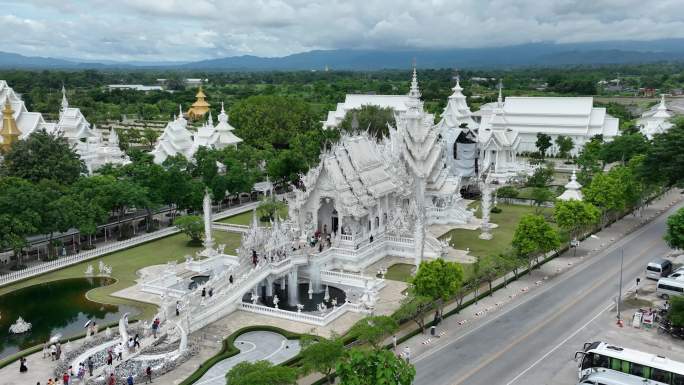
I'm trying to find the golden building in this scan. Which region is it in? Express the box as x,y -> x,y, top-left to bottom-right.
1,100 -> 21,152
187,86 -> 211,120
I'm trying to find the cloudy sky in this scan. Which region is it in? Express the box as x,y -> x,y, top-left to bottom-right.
1,0 -> 683,62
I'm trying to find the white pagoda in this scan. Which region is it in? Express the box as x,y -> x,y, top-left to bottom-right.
151,106 -> 197,164
0,81 -> 129,172
638,95 -> 673,139
194,103 -> 243,150
558,170 -> 583,201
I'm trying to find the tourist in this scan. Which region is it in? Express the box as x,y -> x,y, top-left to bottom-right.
209,288 -> 214,297
19,357 -> 28,373
115,343 -> 123,361
175,301 -> 181,316
134,334 -> 141,349
152,318 -> 159,338
318,242 -> 323,252
42,342 -> 49,359
106,350 -> 113,365
127,374 -> 134,385
201,287 -> 206,297
252,250 -> 258,266
56,342 -> 62,360
77,364 -> 85,381
145,365 -> 153,383
392,335 -> 397,350
369,234 -> 374,243
229,275 -> 233,284
62,371 -> 70,385
128,337 -> 135,353
68,365 -> 74,377
108,373 -> 116,385
87,356 -> 94,376
403,346 -> 411,363
47,379 -> 54,385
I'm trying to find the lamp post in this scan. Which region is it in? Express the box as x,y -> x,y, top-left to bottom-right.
617,248 -> 624,324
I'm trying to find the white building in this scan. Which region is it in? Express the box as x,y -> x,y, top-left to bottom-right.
637,95 -> 674,139
151,103 -> 243,164
107,84 -> 164,92
0,81 -> 129,172
322,94 -> 411,130
474,92 -> 619,156
558,170 -> 583,201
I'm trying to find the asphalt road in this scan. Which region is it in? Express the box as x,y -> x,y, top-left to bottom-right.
413,202 -> 681,385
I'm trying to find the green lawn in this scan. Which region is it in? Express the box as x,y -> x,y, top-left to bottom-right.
442,204 -> 553,259
217,205 -> 288,227
0,231 -> 242,319
516,186 -> 561,200
385,263 -> 415,282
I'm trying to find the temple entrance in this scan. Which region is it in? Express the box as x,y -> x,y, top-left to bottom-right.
317,198 -> 337,235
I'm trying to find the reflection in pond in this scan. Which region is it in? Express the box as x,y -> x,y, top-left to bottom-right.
0,277 -> 136,359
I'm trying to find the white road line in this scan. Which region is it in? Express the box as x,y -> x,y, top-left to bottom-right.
505,282 -> 639,385
263,339 -> 287,361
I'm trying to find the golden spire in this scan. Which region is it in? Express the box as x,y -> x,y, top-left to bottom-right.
187,86 -> 211,120
1,100 -> 21,152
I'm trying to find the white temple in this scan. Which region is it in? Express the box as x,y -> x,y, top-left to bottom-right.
0,81 -> 129,172
474,90 -> 619,157
637,95 -> 674,139
558,170 -> 583,201
151,103 -> 243,164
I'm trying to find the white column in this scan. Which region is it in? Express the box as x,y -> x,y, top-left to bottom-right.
202,189 -> 214,250
287,268 -> 299,307
265,277 -> 274,297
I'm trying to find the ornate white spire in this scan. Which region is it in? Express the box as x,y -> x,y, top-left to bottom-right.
558,169 -> 583,201
207,111 -> 214,127
61,85 -> 69,115
408,64 -> 421,99
497,79 -> 503,107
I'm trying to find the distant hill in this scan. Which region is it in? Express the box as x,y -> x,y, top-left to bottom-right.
2,39 -> 684,70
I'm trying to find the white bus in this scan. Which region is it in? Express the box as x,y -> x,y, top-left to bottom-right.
575,342 -> 684,385
578,368 -> 668,385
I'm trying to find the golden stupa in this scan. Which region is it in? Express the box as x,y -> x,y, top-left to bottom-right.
187,86 -> 211,120
1,100 -> 21,152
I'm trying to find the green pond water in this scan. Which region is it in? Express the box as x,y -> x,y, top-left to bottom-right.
0,277 -> 137,360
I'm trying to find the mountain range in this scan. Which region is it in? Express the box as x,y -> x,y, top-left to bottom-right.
2,39 -> 684,71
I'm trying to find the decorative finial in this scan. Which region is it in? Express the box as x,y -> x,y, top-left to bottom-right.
221,101 -> 225,114
178,104 -> 183,117
408,60 -> 421,99
207,111 -> 213,126
497,79 -> 503,106
61,84 -> 69,112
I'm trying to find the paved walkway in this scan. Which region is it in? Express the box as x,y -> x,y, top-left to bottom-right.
195,331 -> 301,385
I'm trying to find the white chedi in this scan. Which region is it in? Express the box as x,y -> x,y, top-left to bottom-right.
558,170 -> 583,201
9,317 -> 32,334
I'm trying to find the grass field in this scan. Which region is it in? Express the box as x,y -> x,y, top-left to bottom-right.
0,231 -> 242,319
385,263 -> 415,282
442,204 -> 553,259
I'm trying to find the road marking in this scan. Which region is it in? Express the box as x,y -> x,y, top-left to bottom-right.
504,301 -> 613,385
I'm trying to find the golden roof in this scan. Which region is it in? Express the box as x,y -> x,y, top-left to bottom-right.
196,86 -> 207,98
1,100 -> 21,151
187,86 -> 211,119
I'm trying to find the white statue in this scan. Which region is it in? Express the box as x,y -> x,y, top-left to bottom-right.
323,286 -> 330,302
331,298 -> 338,309
84,265 -> 94,276
273,295 -> 280,309
296,304 -> 304,313
9,317 -> 32,334
250,291 -> 259,305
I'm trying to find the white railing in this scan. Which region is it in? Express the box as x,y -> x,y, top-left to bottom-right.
238,301 -> 368,326
320,270 -> 383,289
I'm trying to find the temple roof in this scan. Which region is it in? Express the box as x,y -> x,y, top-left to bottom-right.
323,94 -> 411,129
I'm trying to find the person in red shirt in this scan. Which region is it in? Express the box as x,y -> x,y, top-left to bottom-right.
62,372 -> 70,385
108,373 -> 116,385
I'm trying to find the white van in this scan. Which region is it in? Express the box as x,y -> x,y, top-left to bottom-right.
647,257 -> 673,280
656,277 -> 684,299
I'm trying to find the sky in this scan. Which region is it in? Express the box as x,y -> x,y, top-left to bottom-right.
1,0 -> 683,62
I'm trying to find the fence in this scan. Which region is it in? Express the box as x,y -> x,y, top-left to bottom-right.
238,301 -> 368,326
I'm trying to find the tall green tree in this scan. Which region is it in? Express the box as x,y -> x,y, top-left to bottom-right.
1,130 -> 85,184
553,200 -> 601,243
174,215 -> 204,245
512,214 -> 560,273
225,360 -> 296,385
349,315 -> 398,349
642,119 -> 684,187
0,177 -> 41,267
300,335 -> 345,384
336,348 -> 415,385
339,105 -> 396,140
555,135 -> 574,158
599,133 -> 649,164
576,136 -> 604,185
665,207 -> 684,250
412,259 -> 464,315
393,294 -> 434,333
535,133 -> 552,158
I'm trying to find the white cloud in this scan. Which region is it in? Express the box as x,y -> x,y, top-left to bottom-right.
0,0 -> 683,61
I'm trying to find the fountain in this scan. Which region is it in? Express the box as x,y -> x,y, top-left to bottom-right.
246,283 -> 346,312
323,286 -> 330,302
98,261 -> 112,276
308,280 -> 313,300
9,317 -> 32,334
84,264 -> 94,276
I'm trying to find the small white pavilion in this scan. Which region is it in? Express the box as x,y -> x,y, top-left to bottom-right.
194,103 -> 243,150
558,170 -> 583,201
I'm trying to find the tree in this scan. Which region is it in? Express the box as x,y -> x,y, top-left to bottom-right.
512,214 -> 560,273
225,360 -> 297,385
300,335 -> 345,384
257,196 -> 288,222
530,187 -> 554,212
266,149 -> 307,185
535,133 -> 552,158
336,348 -> 415,385
599,133 -> 649,164
141,127 -> 160,150
669,296 -> 684,327
526,163 -> 554,187
554,200 -> 600,243
1,130 -> 85,184
0,177 -> 41,267
642,120 -> 684,187
496,186 -> 519,199
555,135 -> 574,158
412,259 -> 464,315
576,136 -> 604,184
339,105 -> 396,140
393,294 -> 434,333
665,207 -> 684,250
174,215 -> 204,245
478,254 -> 505,296
349,315 -> 398,349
